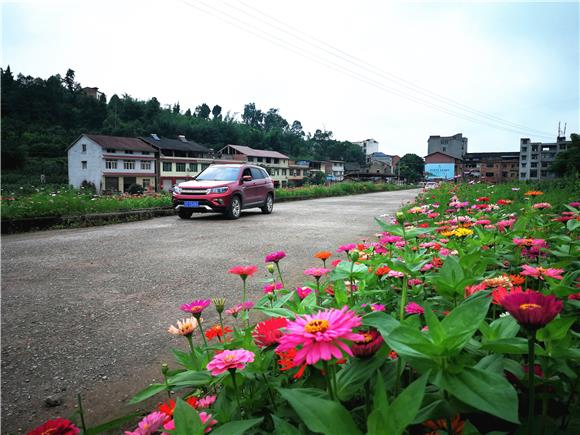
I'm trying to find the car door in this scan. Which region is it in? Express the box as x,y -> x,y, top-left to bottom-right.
240,167 -> 259,205
250,167 -> 268,202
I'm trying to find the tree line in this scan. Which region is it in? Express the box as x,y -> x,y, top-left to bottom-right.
1,67 -> 366,175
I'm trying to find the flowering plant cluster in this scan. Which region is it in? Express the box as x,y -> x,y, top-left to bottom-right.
32,182 -> 579,434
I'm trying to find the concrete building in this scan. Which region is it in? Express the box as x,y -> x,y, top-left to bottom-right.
217,144 -> 290,187
67,134 -> 157,193
288,160 -> 310,186
329,160 -> 345,181
424,152 -> 463,180
140,134 -> 213,191
427,134 -> 468,159
82,87 -> 105,100
519,137 -> 570,180
463,152 -> 519,183
353,138 -> 379,156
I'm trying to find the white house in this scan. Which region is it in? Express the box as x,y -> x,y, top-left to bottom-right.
352,138 -> 379,156
67,134 -> 157,193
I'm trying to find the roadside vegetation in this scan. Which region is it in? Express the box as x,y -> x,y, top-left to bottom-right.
30,179 -> 579,434
0,182 -> 415,221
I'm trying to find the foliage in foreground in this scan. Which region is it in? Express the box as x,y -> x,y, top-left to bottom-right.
30,181 -> 579,434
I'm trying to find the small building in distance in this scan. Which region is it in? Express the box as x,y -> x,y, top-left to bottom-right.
519,136 -> 571,181
352,138 -> 379,155
424,151 -> 463,180
463,152 -> 519,183
68,134 -> 157,193
288,160 -> 310,186
217,144 -> 290,187
82,87 -> 106,100
140,134 -> 214,191
427,133 -> 468,159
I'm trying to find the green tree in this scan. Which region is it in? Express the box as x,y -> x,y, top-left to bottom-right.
195,103 -> 211,119
211,105 -> 222,120
551,133 -> 580,177
398,154 -> 424,183
242,103 -> 264,128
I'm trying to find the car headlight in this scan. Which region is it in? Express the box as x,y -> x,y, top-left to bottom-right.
173,186 -> 182,194
209,186 -> 228,194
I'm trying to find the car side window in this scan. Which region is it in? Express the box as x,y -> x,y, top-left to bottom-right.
250,168 -> 265,179
260,168 -> 270,178
242,168 -> 252,179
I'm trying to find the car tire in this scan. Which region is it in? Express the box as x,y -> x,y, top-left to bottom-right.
226,195 -> 242,220
261,193 -> 274,214
177,208 -> 193,219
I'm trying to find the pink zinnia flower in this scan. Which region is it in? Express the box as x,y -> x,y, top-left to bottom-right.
228,265 -> 258,279
29,419 -> 80,435
521,265 -> 564,280
225,305 -> 242,317
124,411 -> 166,435
351,329 -> 384,357
408,278 -> 423,286
501,290 -> 563,330
497,218 -> 516,232
569,201 -> 580,208
181,299 -> 211,315
296,286 -> 313,299
263,282 -> 283,294
336,243 -> 356,253
387,270 -> 404,278
206,349 -> 255,375
532,202 -> 552,209
276,307 -> 364,365
304,267 -> 331,277
371,303 -> 385,312
405,302 -> 425,315
380,235 -> 403,244
197,395 -> 217,409
265,251 -> 286,263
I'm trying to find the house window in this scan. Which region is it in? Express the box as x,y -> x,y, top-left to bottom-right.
521,163 -> 527,168
142,151 -> 150,155
521,172 -> 526,178
125,150 -> 134,154
521,147 -> 527,152
521,155 -> 527,160
442,147 -> 446,152
141,161 -> 151,170
82,144 -> 87,153
257,157 -> 263,162
530,170 -> 538,177
105,160 -> 117,169
541,171 -> 548,177
530,162 -> 537,168
266,158 -> 271,163
274,158 -> 279,164
106,148 -> 116,153
81,161 -> 87,169
142,179 -> 151,189
163,162 -> 173,172
485,172 -> 494,177
560,144 -> 567,150
124,161 -> 135,170
176,163 -> 186,172
188,163 -> 197,172
201,164 -> 209,171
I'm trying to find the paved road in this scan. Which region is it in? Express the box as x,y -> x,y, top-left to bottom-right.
1,189 -> 419,431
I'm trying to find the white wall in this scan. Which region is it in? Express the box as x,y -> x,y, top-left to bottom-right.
68,135 -> 103,191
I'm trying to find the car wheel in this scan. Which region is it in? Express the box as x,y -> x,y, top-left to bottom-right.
226,196 -> 242,219
177,208 -> 193,219
261,193 -> 274,214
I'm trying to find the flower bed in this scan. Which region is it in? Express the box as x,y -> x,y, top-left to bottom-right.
31,182 -> 579,434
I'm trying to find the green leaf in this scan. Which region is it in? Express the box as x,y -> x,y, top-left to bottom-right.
173,398 -> 204,435
481,337 -> 532,354
362,311 -> 400,338
488,316 -> 520,339
86,412 -> 141,434
537,317 -> 576,342
383,372 -> 429,435
336,353 -> 386,401
254,306 -> 296,319
278,388 -> 361,435
440,293 -> 491,352
128,383 -> 167,404
423,304 -> 445,344
211,417 -> 264,435
367,373 -> 389,435
271,415 -> 301,435
172,349 -> 197,370
168,370 -> 211,387
435,367 -> 519,423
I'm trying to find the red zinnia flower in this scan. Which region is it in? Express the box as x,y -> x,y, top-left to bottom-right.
375,265 -> 391,276
276,348 -> 307,379
492,286 -> 523,305
351,328 -> 384,357
253,317 -> 288,348
228,265 -> 258,279
159,397 -> 199,417
423,415 -> 465,435
205,324 -> 233,341
265,251 -> 286,263
510,274 -> 525,285
28,419 -> 80,435
501,290 -> 563,330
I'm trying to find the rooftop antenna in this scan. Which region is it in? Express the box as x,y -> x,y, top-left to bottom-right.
563,122 -> 567,137
558,121 -> 561,137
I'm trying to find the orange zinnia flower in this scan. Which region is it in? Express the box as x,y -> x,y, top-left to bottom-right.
423,415 -> 465,435
314,251 -> 332,261
205,324 -> 233,341
524,190 -> 544,196
510,274 -> 525,285
375,265 -> 391,276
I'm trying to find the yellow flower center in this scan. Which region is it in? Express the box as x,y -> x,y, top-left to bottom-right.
224,354 -> 237,362
360,333 -> 373,344
190,305 -> 203,312
304,319 -> 329,333
520,303 -> 542,311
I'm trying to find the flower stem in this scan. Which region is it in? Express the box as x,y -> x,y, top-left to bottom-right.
195,316 -> 208,347
275,262 -> 286,289
315,277 -> 320,306
528,330 -> 537,434
399,276 -> 408,321
77,393 -> 88,434
218,312 -> 225,332
323,361 -> 335,400
230,369 -> 242,414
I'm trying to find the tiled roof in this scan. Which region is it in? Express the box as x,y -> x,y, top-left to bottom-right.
140,135 -> 211,153
224,144 -> 289,159
84,134 -> 157,152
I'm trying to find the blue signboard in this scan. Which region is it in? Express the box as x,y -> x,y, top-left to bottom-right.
425,163 -> 455,180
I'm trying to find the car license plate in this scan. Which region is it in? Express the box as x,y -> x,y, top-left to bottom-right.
184,201 -> 199,208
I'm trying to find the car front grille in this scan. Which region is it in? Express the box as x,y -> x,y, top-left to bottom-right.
181,189 -> 208,195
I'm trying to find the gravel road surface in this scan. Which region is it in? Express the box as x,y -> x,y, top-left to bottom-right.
1,189 -> 419,432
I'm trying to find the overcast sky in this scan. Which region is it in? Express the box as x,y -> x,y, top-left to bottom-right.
2,0 -> 579,156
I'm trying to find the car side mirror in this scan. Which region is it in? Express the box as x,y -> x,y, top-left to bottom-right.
242,175 -> 252,182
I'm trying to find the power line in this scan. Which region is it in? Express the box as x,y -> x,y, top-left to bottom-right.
180,0 -> 554,138
235,0 -> 554,138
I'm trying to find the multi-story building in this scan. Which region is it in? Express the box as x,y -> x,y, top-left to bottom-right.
140,134 -> 214,191
427,133 -> 468,159
217,144 -> 290,187
519,137 -> 570,180
68,134 -> 157,193
424,151 -> 463,180
288,160 -> 310,186
82,87 -> 106,100
329,160 -> 345,181
352,138 -> 379,156
463,152 -> 519,183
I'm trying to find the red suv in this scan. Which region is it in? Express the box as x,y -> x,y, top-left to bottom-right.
172,164 -> 275,219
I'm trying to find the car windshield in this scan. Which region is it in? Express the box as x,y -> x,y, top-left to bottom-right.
196,166 -> 240,181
